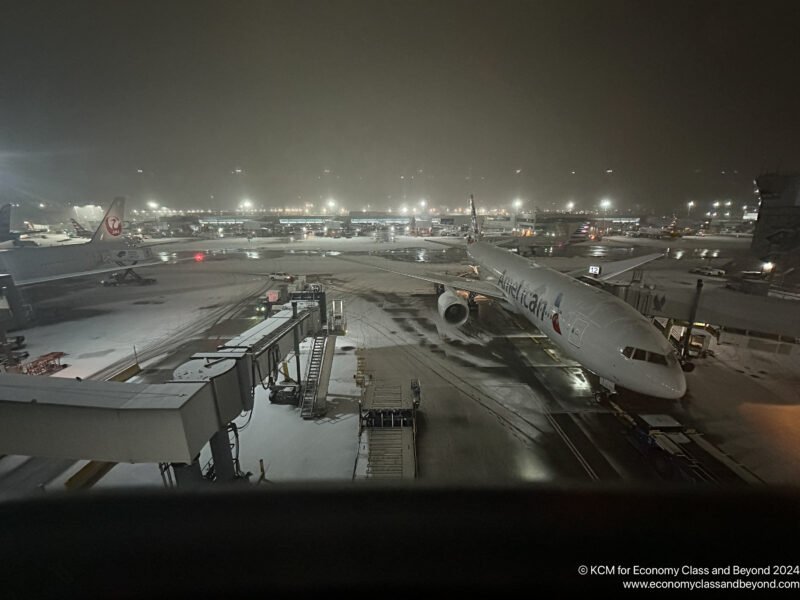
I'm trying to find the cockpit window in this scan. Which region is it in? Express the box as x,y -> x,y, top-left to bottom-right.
622,347 -> 671,366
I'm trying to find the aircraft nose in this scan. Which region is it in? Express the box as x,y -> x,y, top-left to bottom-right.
659,366 -> 687,400
626,364 -> 687,400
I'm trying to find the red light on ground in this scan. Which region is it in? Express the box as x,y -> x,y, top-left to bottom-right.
194,252 -> 205,262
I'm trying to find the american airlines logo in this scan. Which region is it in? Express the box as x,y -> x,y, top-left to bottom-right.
498,271 -> 561,334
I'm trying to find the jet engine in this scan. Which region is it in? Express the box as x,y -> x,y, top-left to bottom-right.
437,288 -> 469,326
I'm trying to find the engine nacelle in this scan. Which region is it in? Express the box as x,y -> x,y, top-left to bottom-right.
437,288 -> 470,326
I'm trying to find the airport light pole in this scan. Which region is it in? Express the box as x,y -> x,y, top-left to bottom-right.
148,200 -> 160,230
687,200 -> 694,217
600,199 -> 611,235
513,198 -> 522,230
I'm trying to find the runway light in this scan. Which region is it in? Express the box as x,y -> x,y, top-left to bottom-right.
194,252 -> 205,262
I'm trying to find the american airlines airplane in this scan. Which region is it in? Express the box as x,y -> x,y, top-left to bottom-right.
372,196 -> 687,400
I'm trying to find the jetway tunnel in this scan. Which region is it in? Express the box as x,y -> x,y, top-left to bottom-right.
0,300 -> 323,486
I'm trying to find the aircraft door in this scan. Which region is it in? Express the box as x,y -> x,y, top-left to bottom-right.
567,317 -> 588,348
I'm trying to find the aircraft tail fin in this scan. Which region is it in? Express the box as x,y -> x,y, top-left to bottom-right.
70,218 -> 92,238
0,204 -> 11,241
469,194 -> 481,240
91,197 -> 126,244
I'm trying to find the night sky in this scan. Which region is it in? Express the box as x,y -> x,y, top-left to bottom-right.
1,0 -> 799,214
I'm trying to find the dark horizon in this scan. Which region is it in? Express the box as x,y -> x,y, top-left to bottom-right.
1,0 -> 799,215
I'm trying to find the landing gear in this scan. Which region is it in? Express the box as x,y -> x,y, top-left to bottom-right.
595,378 -> 617,404
594,390 -> 611,404
467,292 -> 478,311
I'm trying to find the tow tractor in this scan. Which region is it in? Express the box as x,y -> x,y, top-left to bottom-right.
101,269 -> 156,287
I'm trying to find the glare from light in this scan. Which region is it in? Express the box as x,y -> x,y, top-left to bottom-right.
713,201 -> 720,208
762,262 -> 775,273
241,199 -> 253,209
566,201 -> 575,211
600,199 -> 611,210
147,201 -> 159,210
420,199 -> 427,207
327,198 -> 336,208
513,198 -> 523,209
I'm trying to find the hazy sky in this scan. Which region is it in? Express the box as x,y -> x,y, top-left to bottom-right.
1,0 -> 799,214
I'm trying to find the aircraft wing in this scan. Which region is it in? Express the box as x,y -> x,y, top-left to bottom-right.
334,256 -> 505,299
388,270 -> 505,299
566,252 -> 665,281
12,258 -> 187,287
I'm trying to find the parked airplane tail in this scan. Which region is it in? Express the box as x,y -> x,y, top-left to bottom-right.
469,194 -> 481,240
0,204 -> 11,241
91,197 -> 126,244
70,218 -> 92,238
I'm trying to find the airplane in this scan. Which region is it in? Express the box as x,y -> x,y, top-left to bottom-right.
70,218 -> 93,238
0,204 -> 85,248
357,195 -> 687,400
0,197 -> 176,287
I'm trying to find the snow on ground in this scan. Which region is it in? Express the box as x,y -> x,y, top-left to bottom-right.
16,279 -> 264,379
232,335 -> 360,482
710,335 -> 800,404
94,334 -> 362,489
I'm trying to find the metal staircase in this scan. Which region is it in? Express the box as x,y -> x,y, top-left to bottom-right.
300,333 -> 327,419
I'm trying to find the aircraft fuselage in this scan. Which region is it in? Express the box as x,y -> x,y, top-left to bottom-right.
467,240 -> 686,399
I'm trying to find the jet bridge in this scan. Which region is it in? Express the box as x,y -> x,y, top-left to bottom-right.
0,300 -> 322,486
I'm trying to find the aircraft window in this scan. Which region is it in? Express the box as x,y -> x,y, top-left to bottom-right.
647,353 -> 668,365
632,348 -> 647,361
622,346 -> 634,358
